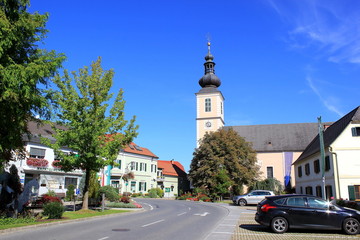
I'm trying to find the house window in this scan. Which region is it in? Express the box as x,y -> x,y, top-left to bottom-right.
313,159 -> 320,174
298,166 -> 302,178
205,98 -> 211,112
139,182 -> 147,192
316,186 -> 322,198
139,163 -> 147,172
305,163 -> 310,176
221,102 -> 223,115
30,147 -> 46,159
325,185 -> 333,200
111,176 -> 120,189
325,156 -> 331,171
65,177 -> 77,188
300,186 -> 303,194
266,167 -> 273,179
351,127 -> 360,136
305,186 -> 313,195
130,181 -> 136,192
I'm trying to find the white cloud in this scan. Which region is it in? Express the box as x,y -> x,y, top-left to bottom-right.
306,76 -> 344,117
267,0 -> 360,65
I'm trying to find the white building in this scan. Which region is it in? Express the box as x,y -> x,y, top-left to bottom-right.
102,142 -> 159,194
8,121 -> 83,197
293,106 -> 360,200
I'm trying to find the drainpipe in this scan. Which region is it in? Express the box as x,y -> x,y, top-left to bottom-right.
329,147 -> 340,199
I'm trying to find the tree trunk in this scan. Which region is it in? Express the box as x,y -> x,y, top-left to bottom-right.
82,169 -> 91,210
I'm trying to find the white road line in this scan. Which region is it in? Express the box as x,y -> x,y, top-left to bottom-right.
177,212 -> 187,216
98,237 -> 109,240
188,207 -> 191,210
141,202 -> 154,210
141,219 -> 165,227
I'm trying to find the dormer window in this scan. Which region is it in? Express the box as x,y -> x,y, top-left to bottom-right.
352,127 -> 360,136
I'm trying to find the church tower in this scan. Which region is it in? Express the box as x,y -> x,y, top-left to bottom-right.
196,42 -> 224,146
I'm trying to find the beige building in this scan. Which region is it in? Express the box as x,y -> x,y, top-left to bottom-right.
293,106 -> 360,200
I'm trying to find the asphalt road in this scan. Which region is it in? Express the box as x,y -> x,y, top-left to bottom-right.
0,199 -> 229,240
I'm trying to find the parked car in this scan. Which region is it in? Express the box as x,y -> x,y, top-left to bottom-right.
233,190 -> 274,206
255,194 -> 360,235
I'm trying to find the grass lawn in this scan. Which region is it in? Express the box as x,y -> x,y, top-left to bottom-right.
0,209 -> 130,231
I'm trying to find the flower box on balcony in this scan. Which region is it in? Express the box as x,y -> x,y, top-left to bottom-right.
26,158 -> 49,167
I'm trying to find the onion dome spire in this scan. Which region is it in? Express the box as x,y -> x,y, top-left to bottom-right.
199,42 -> 221,88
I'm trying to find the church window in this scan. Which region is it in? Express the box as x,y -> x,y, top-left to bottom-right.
205,98 -> 211,112
266,166 -> 273,179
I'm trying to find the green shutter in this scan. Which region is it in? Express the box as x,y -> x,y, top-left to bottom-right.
348,185 -> 355,201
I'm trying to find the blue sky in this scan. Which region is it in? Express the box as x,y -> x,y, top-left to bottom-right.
30,0 -> 360,171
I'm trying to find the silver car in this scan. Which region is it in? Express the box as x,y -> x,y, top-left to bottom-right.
233,190 -> 275,206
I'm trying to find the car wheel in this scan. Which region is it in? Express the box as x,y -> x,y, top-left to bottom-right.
271,216 -> 288,234
238,199 -> 247,206
343,218 -> 360,235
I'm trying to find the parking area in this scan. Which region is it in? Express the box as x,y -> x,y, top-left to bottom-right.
231,206 -> 360,240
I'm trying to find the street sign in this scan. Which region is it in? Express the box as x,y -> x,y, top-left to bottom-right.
165,187 -> 170,192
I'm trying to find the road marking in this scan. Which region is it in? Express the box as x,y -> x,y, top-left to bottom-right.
141,202 -> 153,210
177,212 -> 187,216
98,237 -> 109,240
141,219 -> 165,227
194,212 -> 210,216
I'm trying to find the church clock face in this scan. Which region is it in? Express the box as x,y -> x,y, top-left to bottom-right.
205,121 -> 212,128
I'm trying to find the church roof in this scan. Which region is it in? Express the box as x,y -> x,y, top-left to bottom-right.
294,106 -> 360,164
224,122 -> 332,152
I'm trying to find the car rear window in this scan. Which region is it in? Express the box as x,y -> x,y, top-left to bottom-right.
273,198 -> 286,205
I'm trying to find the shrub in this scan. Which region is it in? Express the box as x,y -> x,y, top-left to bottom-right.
155,188 -> 164,198
99,186 -> 120,202
43,202 -> 65,219
66,184 -> 75,201
120,196 -> 130,203
106,202 -> 137,208
148,188 -> 158,198
176,193 -> 192,200
131,193 -> 143,198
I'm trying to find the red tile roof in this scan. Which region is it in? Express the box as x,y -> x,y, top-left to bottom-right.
158,160 -> 187,177
123,142 -> 158,158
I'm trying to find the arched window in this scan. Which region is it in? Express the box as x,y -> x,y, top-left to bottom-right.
205,98 -> 211,112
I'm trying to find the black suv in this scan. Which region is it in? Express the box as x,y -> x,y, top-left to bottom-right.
255,194 -> 360,235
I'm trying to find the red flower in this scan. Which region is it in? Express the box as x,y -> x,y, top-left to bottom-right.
26,158 -> 49,167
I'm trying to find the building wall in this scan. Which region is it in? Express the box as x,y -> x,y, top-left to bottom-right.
331,123 -> 360,199
196,92 -> 224,145
257,152 -> 301,188
160,175 -> 179,198
106,152 -> 158,194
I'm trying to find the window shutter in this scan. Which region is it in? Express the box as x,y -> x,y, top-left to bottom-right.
145,163 -> 147,172
145,182 -> 147,191
348,185 -> 355,201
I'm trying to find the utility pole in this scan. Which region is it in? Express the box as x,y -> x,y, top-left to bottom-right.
318,117 -> 326,200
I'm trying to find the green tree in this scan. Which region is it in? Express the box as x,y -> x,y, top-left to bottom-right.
44,57 -> 138,210
189,128 -> 259,197
249,178 -> 284,195
0,0 -> 65,167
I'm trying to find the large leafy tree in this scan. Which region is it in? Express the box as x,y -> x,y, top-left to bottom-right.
45,57 -> 138,209
0,0 -> 65,167
189,128 -> 259,197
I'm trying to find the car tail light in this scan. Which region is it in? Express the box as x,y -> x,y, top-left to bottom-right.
261,204 -> 277,212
